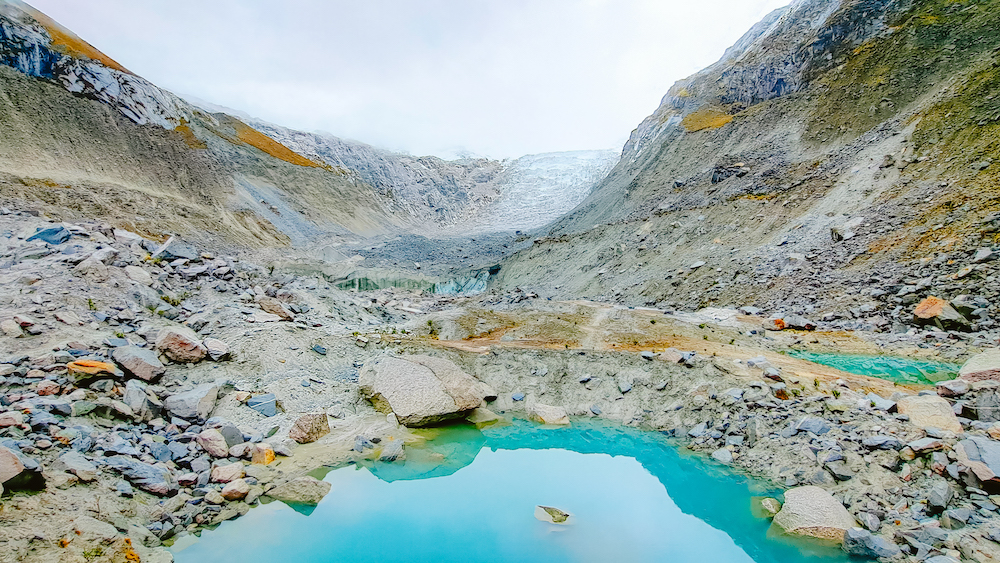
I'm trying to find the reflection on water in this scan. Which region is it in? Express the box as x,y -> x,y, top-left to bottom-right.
171,419 -> 860,563
787,350 -> 958,385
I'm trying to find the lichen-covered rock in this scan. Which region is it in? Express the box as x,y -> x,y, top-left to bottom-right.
359,355 -> 489,427
771,486 -> 856,543
289,413 -> 330,444
154,327 -> 207,363
896,394 -> 963,434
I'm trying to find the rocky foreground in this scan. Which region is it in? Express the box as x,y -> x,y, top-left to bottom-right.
3,206 -> 1000,563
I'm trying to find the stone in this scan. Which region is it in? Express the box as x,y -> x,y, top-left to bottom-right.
857,512 -> 880,532
466,407 -> 501,428
897,395 -> 963,434
123,379 -> 161,421
826,460 -> 854,481
164,384 -> 218,420
72,516 -> 119,543
0,446 -> 26,485
842,527 -> 902,559
36,380 -> 59,396
123,265 -> 152,286
975,391 -> 1000,422
54,451 -> 97,482
936,379 -> 969,397
955,436 -> 1000,487
74,256 -> 109,282
771,485 -> 857,543
26,225 -> 71,245
289,414 -> 330,444
711,448 -> 733,464
205,490 -> 225,505
912,296 -> 970,331
379,439 -> 406,462
105,456 -> 177,496
257,297 -> 294,321
251,443 -> 275,465
862,435 -> 903,450
907,437 -> 944,453
928,481 -> 953,513
266,476 -> 331,506
0,411 -> 23,428
535,505 -> 571,524
66,360 -> 119,378
960,349 -> 1000,382
155,327 -> 207,363
221,478 -> 250,501
1,320 -> 22,337
211,463 -> 245,483
866,393 -> 896,412
203,338 -> 230,361
247,393 -> 277,417
112,346 -> 165,381
358,355 -> 490,427
528,404 -> 571,426
752,497 -> 782,518
197,429 -> 230,458
796,417 -> 831,435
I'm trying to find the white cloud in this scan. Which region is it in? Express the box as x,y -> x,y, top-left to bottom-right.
29,0 -> 789,159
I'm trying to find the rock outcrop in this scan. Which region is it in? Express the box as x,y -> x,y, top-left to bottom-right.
771,486 -> 856,542
359,355 -> 489,427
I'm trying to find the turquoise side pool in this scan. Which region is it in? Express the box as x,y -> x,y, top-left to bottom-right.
170,419 -> 862,563
787,350 -> 959,385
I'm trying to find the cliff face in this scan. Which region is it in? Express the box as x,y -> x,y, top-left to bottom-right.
497,0 -> 1000,315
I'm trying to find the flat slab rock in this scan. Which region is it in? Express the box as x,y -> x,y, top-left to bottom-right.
267,476 -> 331,506
359,355 -> 491,427
896,394 -> 963,434
961,349 -> 1000,382
770,485 -> 856,543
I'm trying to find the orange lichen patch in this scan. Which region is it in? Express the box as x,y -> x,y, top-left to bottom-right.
227,118 -> 323,168
21,4 -> 130,74
67,360 -> 117,376
681,107 -> 733,132
174,122 -> 207,149
913,296 -> 948,320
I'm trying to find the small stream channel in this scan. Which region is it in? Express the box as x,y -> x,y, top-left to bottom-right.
787,351 -> 960,385
171,419 -> 863,563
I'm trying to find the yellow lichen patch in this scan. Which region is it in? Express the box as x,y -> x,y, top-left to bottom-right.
224,117 -> 323,168
173,122 -> 207,149
681,107 -> 733,132
21,5 -> 130,74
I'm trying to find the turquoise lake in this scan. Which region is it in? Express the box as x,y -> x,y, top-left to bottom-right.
786,350 -> 959,385
171,419 -> 863,563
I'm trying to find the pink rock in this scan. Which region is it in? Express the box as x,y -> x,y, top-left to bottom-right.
196,429 -> 230,458
154,327 -> 207,363
221,478 -> 250,501
210,462 -> 245,483
289,413 -> 330,444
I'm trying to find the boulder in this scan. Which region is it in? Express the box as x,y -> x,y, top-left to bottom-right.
1,320 -> 22,337
289,414 -> 330,444
197,429 -> 230,458
251,443 -> 275,465
771,485 -> 856,543
221,478 -> 250,501
842,527 -> 901,559
112,346 -> 165,381
123,379 -> 162,421
211,462 -> 245,483
74,255 -> 110,282
359,355 -> 489,427
164,384 -> 218,420
912,296 -> 970,331
257,297 -> 294,321
123,265 -> 153,286
267,476 -> 331,506
379,439 -> 406,462
960,349 -> 1000,382
528,404 -> 571,425
54,451 -> 98,482
936,379 -> 970,397
0,446 -> 26,485
247,393 -> 277,417
67,360 -> 121,379
955,436 -> 1000,488
105,456 -> 177,496
896,395 -> 963,434
154,327 -> 207,363
203,338 -> 230,361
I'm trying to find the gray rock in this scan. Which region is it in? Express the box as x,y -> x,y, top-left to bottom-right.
112,346 -> 165,382
378,439 -> 405,462
164,384 -> 218,420
975,391 -> 1000,422
842,527 -> 901,559
936,379 -> 969,397
866,393 -> 896,412
54,451 -> 97,482
105,455 -> 177,496
862,435 -> 903,450
857,511 -> 880,532
826,460 -> 854,481
795,417 -> 831,435
711,448 -> 733,464
927,481 -> 953,513
688,422 -> 708,438
247,393 -> 277,417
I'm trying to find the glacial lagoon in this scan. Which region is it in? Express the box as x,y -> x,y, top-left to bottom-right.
171,419 -> 862,563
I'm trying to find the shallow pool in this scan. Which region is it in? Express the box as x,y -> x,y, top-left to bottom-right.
171,420 -> 859,563
786,350 -> 959,385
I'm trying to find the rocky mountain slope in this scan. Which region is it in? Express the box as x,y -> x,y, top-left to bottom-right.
0,0 -> 612,250
495,0 -> 1000,330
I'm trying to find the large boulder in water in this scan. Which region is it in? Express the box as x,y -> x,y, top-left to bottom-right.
359,355 -> 490,427
267,476 -> 331,506
771,486 -> 856,543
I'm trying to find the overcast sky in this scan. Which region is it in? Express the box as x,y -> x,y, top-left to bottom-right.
30,0 -> 789,159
